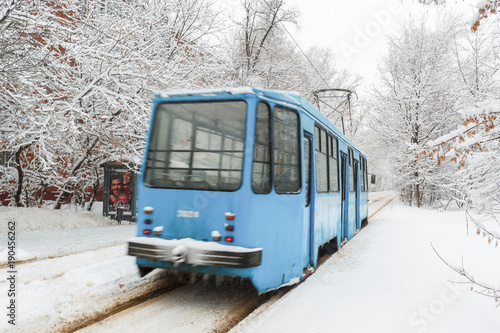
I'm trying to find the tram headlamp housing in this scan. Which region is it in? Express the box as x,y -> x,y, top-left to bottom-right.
153,226 -> 163,236
211,230 -> 222,241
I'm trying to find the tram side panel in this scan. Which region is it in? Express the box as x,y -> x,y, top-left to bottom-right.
313,193 -> 342,252
360,191 -> 368,224
246,194 -> 306,292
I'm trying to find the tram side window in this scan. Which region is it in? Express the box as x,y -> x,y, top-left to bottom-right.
328,135 -> 339,192
274,106 -> 301,194
304,136 -> 311,206
315,126 -> 328,193
252,102 -> 272,194
348,149 -> 354,193
360,156 -> 368,192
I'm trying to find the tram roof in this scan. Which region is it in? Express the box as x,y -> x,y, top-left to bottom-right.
155,87 -> 365,157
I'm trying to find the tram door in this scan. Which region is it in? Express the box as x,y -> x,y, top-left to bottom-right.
340,153 -> 348,241
303,134 -> 315,266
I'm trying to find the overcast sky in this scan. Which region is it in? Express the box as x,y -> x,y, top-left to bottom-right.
220,0 -> 478,93
286,0 -> 409,88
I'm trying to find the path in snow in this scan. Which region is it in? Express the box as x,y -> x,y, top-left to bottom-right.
231,200 -> 500,333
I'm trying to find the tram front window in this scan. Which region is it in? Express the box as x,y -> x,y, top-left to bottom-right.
144,101 -> 247,191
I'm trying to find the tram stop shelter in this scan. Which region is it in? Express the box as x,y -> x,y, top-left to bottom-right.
101,162 -> 137,222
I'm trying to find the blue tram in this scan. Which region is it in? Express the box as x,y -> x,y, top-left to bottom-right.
127,88 -> 369,293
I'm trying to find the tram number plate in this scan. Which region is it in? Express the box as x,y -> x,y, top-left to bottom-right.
176,210 -> 199,218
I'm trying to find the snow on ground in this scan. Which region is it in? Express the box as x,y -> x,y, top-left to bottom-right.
0,203 -> 115,234
0,203 -> 134,264
0,225 -> 135,265
233,200 -> 500,333
0,205 -> 139,333
1,197 -> 500,332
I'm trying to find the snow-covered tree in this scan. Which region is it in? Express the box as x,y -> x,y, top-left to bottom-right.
372,15 -> 460,207
0,0 -> 79,207
232,0 -> 298,81
410,12 -> 500,301
51,0 -> 227,209
1,0 -> 228,208
425,16 -> 500,216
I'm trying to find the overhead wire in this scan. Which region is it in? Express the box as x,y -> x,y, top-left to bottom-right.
254,0 -> 332,89
253,0 -> 359,135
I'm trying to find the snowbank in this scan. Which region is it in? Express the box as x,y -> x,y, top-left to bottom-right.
0,204 -> 117,235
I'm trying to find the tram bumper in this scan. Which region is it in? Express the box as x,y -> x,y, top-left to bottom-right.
128,237 -> 262,268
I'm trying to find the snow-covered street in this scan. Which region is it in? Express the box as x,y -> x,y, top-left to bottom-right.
1,194 -> 499,332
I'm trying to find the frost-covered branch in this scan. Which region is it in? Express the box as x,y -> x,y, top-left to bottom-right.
419,0 -> 499,31
431,242 -> 500,302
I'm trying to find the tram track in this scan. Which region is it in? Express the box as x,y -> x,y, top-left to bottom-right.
72,275 -> 278,333
65,263 -> 301,333
63,269 -> 184,333
68,192 -> 398,333
367,190 -> 397,204
368,191 -> 398,220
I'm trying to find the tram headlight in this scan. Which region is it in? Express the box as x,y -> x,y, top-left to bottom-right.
153,226 -> 163,236
211,230 -> 222,241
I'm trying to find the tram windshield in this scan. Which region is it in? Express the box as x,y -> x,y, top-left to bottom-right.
144,101 -> 247,191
